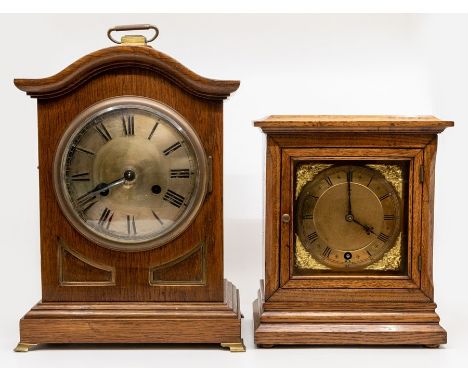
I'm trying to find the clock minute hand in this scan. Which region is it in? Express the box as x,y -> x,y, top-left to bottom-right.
347,171 -> 352,216
96,177 -> 126,194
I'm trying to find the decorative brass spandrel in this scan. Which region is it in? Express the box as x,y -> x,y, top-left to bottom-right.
366,164 -> 403,199
366,233 -> 402,271
294,234 -> 329,270
295,233 -> 403,271
295,163 -> 333,199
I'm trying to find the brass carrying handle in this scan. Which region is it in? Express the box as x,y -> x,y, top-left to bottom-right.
107,24 -> 159,44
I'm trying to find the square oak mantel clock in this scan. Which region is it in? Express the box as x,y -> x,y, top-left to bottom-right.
253,115 -> 453,347
14,24 -> 244,352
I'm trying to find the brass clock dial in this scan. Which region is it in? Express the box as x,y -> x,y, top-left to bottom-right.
296,164 -> 401,270
54,96 -> 208,251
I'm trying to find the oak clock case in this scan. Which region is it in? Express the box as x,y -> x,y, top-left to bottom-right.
253,115 -> 453,347
14,25 -> 244,352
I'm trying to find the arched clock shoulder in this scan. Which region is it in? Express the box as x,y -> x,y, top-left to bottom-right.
14,26 -> 244,352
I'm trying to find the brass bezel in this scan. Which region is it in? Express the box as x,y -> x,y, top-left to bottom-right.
53,96 -> 208,252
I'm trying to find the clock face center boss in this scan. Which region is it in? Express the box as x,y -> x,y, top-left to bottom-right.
54,96 -> 208,251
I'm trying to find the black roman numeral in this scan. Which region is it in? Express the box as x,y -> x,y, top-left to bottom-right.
378,233 -> 389,243
127,215 -> 137,235
367,176 -> 374,186
70,172 -> 90,182
98,207 -> 113,229
163,189 -> 185,208
302,213 -> 313,220
163,142 -> 182,156
325,176 -> 333,186
366,250 -> 373,258
122,115 -> 135,136
384,214 -> 395,220
347,170 -> 353,182
379,193 -> 390,201
148,121 -> 159,140
307,232 -> 318,243
95,122 -> 112,141
322,246 -> 332,258
152,210 -> 163,225
170,169 -> 190,178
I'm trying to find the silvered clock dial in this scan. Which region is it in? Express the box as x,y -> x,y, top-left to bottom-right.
54,96 -> 208,251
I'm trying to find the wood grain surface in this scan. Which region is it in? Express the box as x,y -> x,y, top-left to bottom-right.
253,281 -> 446,346
254,115 -> 453,134
14,45 -> 240,100
19,280 -> 243,346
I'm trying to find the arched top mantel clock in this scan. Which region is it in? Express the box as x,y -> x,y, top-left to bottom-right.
14,24 -> 244,352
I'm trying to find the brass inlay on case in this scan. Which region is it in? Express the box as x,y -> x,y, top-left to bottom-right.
58,239 -> 116,286
149,242 -> 206,285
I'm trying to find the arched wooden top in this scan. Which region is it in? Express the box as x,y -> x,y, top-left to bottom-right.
14,45 -> 240,100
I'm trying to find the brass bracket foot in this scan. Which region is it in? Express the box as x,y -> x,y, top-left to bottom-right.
14,343 -> 37,352
221,339 -> 246,352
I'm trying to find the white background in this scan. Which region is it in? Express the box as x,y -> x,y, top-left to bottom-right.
0,13 -> 467,367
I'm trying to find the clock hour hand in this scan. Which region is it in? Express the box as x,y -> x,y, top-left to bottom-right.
76,170 -> 136,207
76,176 -> 126,205
351,217 -> 377,236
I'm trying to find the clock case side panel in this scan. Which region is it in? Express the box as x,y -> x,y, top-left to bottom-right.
263,136 -> 282,299
420,136 -> 438,300
35,67 -> 226,303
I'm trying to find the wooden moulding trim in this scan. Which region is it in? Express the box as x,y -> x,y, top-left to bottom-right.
20,319 -> 242,344
262,301 -> 438,311
14,46 -> 240,100
259,310 -> 441,324
257,126 -> 451,134
254,323 -> 447,345
254,115 -> 453,134
25,281 -> 241,320
25,309 -> 238,320
267,288 -> 431,303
